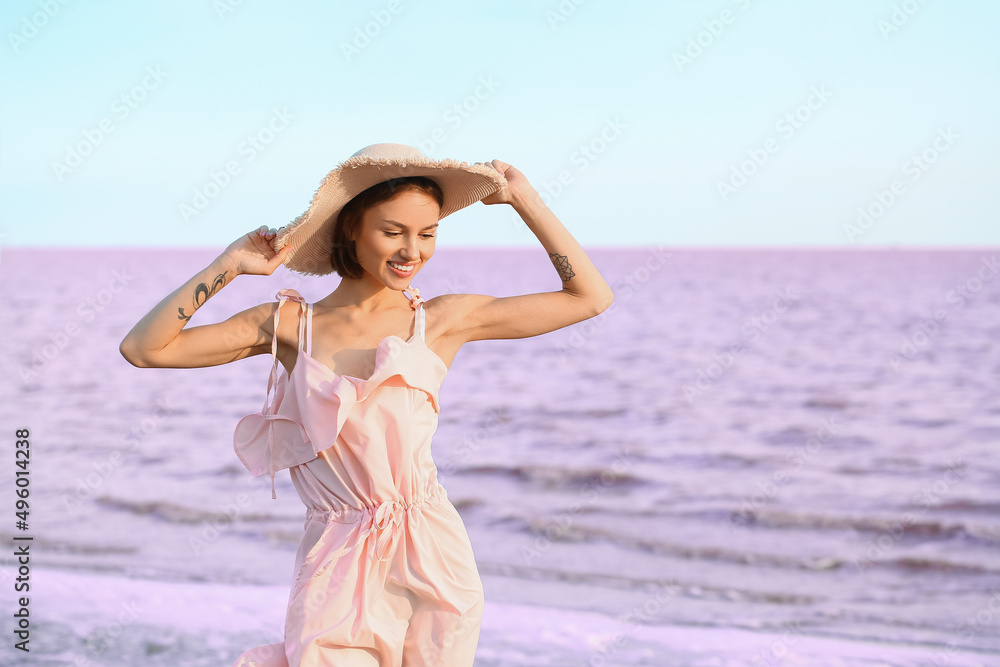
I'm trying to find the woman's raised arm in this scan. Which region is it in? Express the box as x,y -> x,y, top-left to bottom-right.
118,225 -> 294,369
446,160 -> 615,343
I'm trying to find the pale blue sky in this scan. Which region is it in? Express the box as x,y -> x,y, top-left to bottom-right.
2,0 -> 998,248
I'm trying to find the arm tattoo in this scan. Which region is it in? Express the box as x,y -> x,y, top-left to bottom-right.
178,271 -> 229,321
549,252 -> 575,283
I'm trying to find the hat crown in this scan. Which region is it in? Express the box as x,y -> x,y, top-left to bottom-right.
350,143 -> 426,162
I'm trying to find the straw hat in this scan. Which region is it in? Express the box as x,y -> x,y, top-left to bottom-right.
273,143 -> 508,276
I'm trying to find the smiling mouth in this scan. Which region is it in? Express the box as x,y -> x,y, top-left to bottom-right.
387,261 -> 416,274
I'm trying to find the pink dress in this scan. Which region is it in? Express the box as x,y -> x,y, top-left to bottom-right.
231,286 -> 485,666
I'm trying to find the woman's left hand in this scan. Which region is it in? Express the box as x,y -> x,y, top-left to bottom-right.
475,159 -> 535,206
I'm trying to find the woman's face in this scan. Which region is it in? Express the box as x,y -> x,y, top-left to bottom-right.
353,189 -> 440,288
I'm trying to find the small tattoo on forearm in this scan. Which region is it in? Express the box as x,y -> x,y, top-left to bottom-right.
549,252 -> 575,282
178,271 -> 229,321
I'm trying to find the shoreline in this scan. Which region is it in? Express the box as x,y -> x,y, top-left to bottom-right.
4,566 -> 996,666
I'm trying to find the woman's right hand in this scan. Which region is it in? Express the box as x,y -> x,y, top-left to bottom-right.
220,225 -> 294,276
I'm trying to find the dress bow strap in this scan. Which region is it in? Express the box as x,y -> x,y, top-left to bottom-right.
403,285 -> 424,310
264,288 -> 308,413
260,288 -> 308,499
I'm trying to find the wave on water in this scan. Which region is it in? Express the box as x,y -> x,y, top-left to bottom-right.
475,560 -> 819,604
724,507 -> 1000,544
95,495 -> 281,524
494,510 -> 1000,576
507,514 -> 849,571
456,463 -> 648,491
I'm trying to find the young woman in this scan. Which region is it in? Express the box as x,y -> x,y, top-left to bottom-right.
119,143 -> 615,666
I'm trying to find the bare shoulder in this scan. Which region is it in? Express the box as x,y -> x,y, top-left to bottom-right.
422,292 -> 502,335
420,293 -> 491,368
238,294 -> 304,359
423,293 -> 484,328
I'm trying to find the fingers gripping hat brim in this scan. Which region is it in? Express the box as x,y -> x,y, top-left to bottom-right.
274,144 -> 508,276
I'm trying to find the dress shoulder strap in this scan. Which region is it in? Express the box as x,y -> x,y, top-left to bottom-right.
264,289 -> 308,406
305,302 -> 313,356
273,288 -> 308,353
403,285 -> 426,339
253,288 -> 309,500
415,302 -> 425,339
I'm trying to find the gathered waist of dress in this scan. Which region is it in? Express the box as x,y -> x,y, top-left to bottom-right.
304,483 -> 449,525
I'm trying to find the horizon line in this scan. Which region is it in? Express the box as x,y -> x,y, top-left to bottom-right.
3,243 -> 999,252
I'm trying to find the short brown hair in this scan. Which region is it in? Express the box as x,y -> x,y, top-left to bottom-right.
330,176 -> 444,279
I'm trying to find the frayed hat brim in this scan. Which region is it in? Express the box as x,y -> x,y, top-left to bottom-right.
274,144 -> 507,277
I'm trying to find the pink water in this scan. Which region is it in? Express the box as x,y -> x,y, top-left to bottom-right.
1,246 -> 998,665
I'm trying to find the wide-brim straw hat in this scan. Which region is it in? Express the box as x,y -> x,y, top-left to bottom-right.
274,143 -> 508,276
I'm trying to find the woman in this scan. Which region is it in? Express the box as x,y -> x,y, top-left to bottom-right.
119,143 -> 615,666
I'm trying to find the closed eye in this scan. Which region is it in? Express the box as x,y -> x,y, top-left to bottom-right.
384,232 -> 435,239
